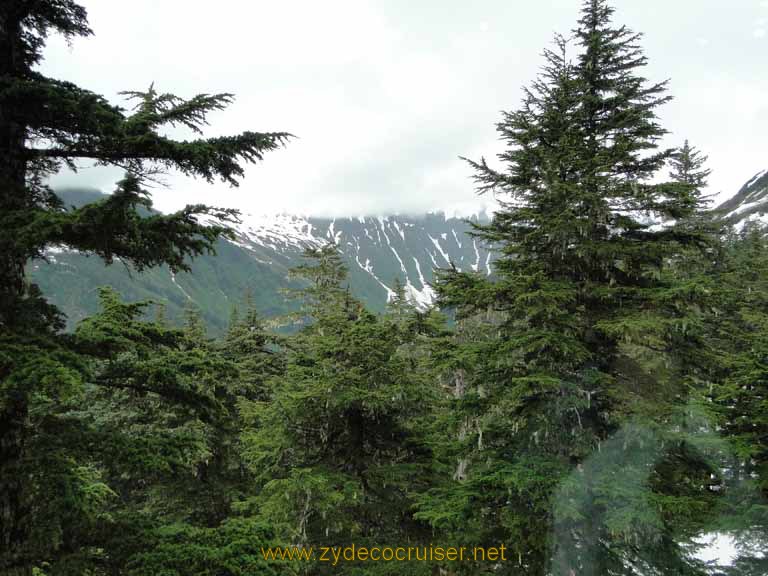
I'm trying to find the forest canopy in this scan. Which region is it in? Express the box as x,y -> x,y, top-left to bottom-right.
0,1 -> 767,575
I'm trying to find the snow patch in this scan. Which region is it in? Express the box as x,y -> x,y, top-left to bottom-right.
428,235 -> 451,264
692,532 -> 739,566
404,280 -> 435,310
234,213 -> 321,251
471,239 -> 481,272
730,198 -> 768,217
745,169 -> 767,189
353,254 -> 395,301
412,256 -> 427,289
392,220 -> 406,241
170,272 -> 192,301
390,247 -> 409,276
426,250 -> 440,269
451,228 -> 462,249
327,219 -> 342,244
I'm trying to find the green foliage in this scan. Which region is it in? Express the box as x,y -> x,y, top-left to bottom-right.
3,1 -> 768,574
240,245 -> 439,575
0,0 -> 290,572
704,226 -> 768,535
670,140 -> 712,196
23,174 -> 241,273
5,286 -> 290,574
222,295 -> 285,400
122,518 -> 292,576
421,1 -> 723,573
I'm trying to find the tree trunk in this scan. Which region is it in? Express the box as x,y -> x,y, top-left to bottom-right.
0,5 -> 35,571
0,3 -> 29,311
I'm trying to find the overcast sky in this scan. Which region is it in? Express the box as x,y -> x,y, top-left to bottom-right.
43,0 -> 768,217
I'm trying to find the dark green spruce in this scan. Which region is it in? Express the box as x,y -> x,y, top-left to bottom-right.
0,0 -> 289,572
3,1 -> 767,575
416,1 -> 720,574
240,245 -> 440,575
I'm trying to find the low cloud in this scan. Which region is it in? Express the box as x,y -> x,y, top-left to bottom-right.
43,0 -> 768,216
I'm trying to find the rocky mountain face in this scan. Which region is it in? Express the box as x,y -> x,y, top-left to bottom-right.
32,170 -> 767,333
30,189 -> 493,333
712,169 -> 768,226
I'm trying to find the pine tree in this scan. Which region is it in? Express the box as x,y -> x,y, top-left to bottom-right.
222,293 -> 285,401
420,2 -> 716,573
68,288 -> 283,573
703,226 -> 768,547
667,139 -> 717,240
284,243 -> 352,318
182,300 -> 208,344
386,276 -> 412,324
669,140 -> 712,197
241,247 -> 436,575
0,1 -> 290,571
664,140 -> 715,245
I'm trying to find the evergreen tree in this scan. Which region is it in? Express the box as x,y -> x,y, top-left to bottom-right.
241,247 -> 436,575
664,139 -> 717,245
704,226 -> 768,539
0,1 -> 289,571
222,294 -> 285,402
419,2 -> 716,573
182,301 -> 208,344
386,276 -> 412,325
669,140 -> 712,198
666,139 -> 718,251
67,288 -> 283,574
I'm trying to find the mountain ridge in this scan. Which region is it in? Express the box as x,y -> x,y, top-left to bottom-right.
712,169 -> 768,226
34,169 -> 768,333
31,189 -> 493,332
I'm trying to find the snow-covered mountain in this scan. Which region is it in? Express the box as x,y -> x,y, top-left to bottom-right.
713,169 -> 768,227
30,189 -> 493,332
35,170 -> 767,334
229,212 -> 493,310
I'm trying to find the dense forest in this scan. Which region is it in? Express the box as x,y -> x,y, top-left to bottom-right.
1,1 -> 767,575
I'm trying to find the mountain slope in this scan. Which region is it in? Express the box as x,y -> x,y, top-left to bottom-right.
712,169 -> 768,226
231,212 -> 492,308
30,189 -> 493,332
32,169 -> 768,332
